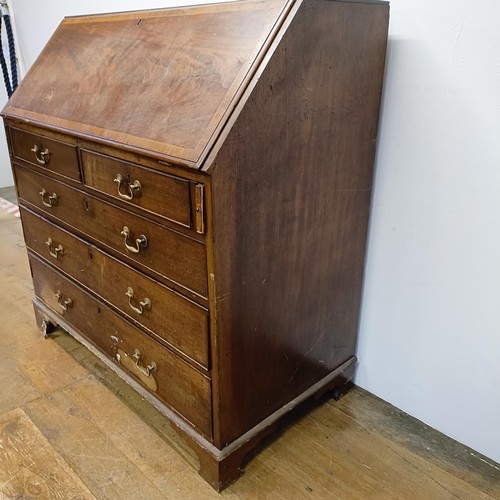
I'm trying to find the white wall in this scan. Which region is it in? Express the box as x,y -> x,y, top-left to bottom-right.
4,0 -> 500,465
357,0 -> 500,464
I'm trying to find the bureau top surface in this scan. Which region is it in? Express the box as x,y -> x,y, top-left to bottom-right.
2,0 -> 291,168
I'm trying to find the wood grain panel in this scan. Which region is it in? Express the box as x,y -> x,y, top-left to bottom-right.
15,164 -> 208,298
81,149 -> 192,228
210,0 -> 389,446
29,254 -> 213,439
10,126 -> 80,181
21,207 -> 210,369
0,408 -> 95,499
3,0 -> 291,167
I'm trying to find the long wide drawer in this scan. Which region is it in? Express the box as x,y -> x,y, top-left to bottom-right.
81,149 -> 192,228
10,127 -> 80,181
29,253 -> 212,439
15,163 -> 207,298
21,207 -> 209,369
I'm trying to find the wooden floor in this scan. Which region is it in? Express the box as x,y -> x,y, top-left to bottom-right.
0,206 -> 499,499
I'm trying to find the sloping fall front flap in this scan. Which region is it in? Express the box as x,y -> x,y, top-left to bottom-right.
2,0 -> 293,168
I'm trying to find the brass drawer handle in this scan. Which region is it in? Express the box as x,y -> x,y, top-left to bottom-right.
45,238 -> 64,259
121,226 -> 147,254
55,290 -> 72,311
31,144 -> 50,165
114,173 -> 142,201
125,287 -> 151,315
39,188 -> 58,207
132,349 -> 157,377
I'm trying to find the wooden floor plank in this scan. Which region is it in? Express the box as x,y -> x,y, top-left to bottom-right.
24,389 -> 168,500
332,389 -> 500,498
0,407 -> 95,499
60,376 -> 240,500
0,210 -> 29,284
0,284 -> 89,400
304,401 -> 494,500
230,441 -> 392,500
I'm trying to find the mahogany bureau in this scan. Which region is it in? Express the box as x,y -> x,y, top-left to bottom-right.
2,0 -> 389,490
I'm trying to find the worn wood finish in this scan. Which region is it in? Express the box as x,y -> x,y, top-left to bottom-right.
29,253 -> 213,439
0,408 -> 95,499
7,121 -> 210,184
81,149 -> 193,228
9,127 -> 80,182
21,207 -> 210,369
9,122 -> 211,242
210,0 -> 390,446
15,164 -> 208,299
2,0 -> 393,489
3,0 -> 292,167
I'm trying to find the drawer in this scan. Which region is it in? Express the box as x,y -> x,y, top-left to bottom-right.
15,164 -> 207,298
81,149 -> 192,228
29,253 -> 212,439
21,207 -> 209,369
10,127 -> 80,181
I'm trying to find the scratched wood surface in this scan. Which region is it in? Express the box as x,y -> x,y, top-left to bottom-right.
0,408 -> 95,499
0,208 -> 499,498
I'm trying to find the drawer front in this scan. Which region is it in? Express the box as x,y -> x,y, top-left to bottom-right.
10,127 -> 80,181
29,254 -> 212,439
21,208 -> 209,369
15,164 -> 207,298
81,149 -> 192,227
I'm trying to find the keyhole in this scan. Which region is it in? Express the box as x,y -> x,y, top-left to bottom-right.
88,250 -> 93,261
83,198 -> 90,211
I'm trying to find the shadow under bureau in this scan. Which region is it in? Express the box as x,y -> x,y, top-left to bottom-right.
2,0 -> 389,490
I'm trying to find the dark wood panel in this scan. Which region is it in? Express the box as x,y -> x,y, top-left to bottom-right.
10,127 -> 80,181
29,253 -> 213,439
3,0 -> 291,167
6,120 -> 211,185
21,207 -> 209,369
81,149 -> 192,228
210,0 -> 389,446
15,164 -> 208,298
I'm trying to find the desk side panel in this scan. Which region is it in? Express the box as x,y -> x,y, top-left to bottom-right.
210,0 -> 389,447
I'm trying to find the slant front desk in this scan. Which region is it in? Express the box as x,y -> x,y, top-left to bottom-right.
3,0 -> 389,490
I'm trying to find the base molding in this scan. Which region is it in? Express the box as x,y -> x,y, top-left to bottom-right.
34,298 -> 356,491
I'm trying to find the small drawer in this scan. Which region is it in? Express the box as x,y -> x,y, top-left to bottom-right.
81,149 -> 192,228
21,207 -> 209,369
15,164 -> 208,298
29,253 -> 212,439
10,127 -> 80,181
